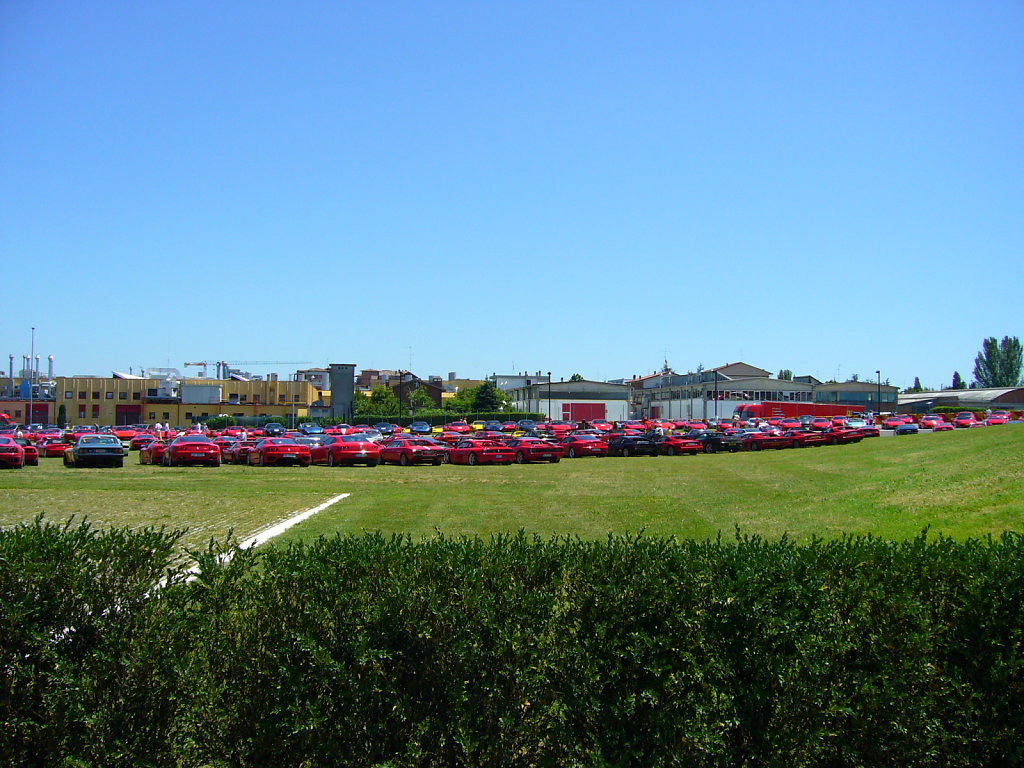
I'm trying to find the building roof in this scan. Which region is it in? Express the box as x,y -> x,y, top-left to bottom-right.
899,387 -> 1024,407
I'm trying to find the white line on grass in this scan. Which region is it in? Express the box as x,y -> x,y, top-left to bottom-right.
163,493 -> 351,588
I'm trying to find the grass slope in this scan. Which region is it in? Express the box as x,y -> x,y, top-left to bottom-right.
0,427 -> 1020,550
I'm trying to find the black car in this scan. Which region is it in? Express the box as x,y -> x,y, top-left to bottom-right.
263,422 -> 287,437
607,435 -> 660,457
683,429 -> 741,454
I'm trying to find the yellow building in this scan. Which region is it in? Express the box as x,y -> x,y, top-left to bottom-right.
54,376 -> 320,427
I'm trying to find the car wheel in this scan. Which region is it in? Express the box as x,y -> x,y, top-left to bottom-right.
750,442 -> 760,451
442,453 -> 451,464
432,459 -> 442,466
622,447 -> 632,457
550,457 -> 560,463
259,454 -> 265,466
568,447 -> 577,458
830,438 -> 838,446
666,446 -> 676,456
114,458 -> 123,468
367,459 -> 378,467
399,454 -> 411,466
327,453 -> 335,467
468,453 -> 479,465
213,459 -> 221,467
516,452 -> 526,464
703,443 -> 716,454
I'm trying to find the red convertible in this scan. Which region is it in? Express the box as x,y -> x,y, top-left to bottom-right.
163,435 -> 222,467
310,435 -> 381,467
379,438 -> 448,466
446,439 -> 516,465
558,435 -> 609,458
504,437 -> 564,464
247,438 -> 312,467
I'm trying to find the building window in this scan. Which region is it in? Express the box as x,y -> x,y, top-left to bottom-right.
65,391 -> 73,399
185,412 -> 193,420
79,391 -> 86,399
79,406 -> 86,418
119,392 -> 128,400
106,392 -> 114,399
92,392 -> 100,400
147,388 -> 158,397
149,412 -> 156,420
162,412 -> 169,421
240,394 -> 247,402
92,405 -> 100,418
133,392 -> 141,400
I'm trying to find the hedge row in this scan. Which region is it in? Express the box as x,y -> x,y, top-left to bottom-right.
3,518 -> 1023,767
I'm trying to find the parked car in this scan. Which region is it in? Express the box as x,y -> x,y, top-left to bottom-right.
919,414 -> 946,429
446,439 -> 516,466
379,438 -> 448,466
444,421 -> 473,434
607,435 -> 660,458
953,412 -> 978,428
558,434 -> 609,458
222,439 -> 259,465
894,421 -> 920,436
819,427 -> 864,445
986,411 -> 1011,425
737,431 -> 792,451
650,434 -> 703,456
505,437 -> 564,463
138,439 -> 170,465
682,429 -> 741,454
262,422 -> 287,437
0,436 -> 25,468
309,434 -> 381,467
883,416 -> 907,430
39,436 -> 73,457
784,430 -> 831,448
13,438 -> 39,466
163,435 -> 222,467
408,421 -> 433,435
247,437 -> 312,467
297,422 -> 325,435
810,417 -> 832,431
64,434 -> 124,468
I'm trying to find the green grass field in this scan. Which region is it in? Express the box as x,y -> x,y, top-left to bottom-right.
1,427 -> 1021,551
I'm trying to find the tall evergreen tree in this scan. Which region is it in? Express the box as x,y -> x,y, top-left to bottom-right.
951,371 -> 966,390
972,336 -> 1023,387
777,369 -> 793,381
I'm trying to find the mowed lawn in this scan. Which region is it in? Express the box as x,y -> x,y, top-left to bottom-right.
0,427 -> 1020,552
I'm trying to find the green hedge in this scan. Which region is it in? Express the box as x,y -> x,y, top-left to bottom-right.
3,519 -> 1023,766
339,412 -> 546,427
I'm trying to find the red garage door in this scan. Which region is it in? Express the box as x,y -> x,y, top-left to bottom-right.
116,404 -> 143,425
562,403 -> 606,421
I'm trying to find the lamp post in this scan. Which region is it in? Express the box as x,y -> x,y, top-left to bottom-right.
28,327 -> 34,428
547,372 -> 551,421
876,370 -> 881,422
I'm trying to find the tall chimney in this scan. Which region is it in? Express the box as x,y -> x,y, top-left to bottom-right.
48,355 -> 54,379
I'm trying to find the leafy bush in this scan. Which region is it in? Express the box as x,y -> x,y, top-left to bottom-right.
2,524 -> 1022,766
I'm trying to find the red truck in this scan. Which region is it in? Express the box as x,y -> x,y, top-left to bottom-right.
732,401 -> 863,420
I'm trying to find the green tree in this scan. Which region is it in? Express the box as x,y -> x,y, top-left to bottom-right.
472,380 -> 506,412
905,376 -> 923,393
973,336 -> 1023,387
951,371 -> 967,390
57,404 -> 67,428
408,387 -> 434,413
354,386 -> 400,417
569,373 -> 584,382
777,369 -> 793,381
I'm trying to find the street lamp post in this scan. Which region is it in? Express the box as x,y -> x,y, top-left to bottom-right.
547,372 -> 552,421
28,327 -> 34,429
876,370 -> 881,422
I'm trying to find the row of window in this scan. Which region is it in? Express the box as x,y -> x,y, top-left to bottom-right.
65,390 -> 143,400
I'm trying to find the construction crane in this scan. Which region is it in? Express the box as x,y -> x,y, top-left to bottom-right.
184,360 -> 312,378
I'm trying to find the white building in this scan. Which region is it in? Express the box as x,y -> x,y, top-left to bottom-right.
509,379 -> 629,422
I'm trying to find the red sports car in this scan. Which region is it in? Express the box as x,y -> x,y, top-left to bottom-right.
379,438 -> 448,466
778,418 -> 802,431
129,432 -> 158,450
590,419 -> 614,432
558,435 -> 609,458
819,427 -> 864,445
986,411 -> 1011,425
13,438 -> 39,466
651,434 -> 703,456
919,415 -> 945,429
932,420 -> 955,432
310,435 -> 381,467
784,430 -> 831,448
444,421 -> 473,434
446,439 -> 516,465
39,437 -> 73,457
739,432 -> 792,451
247,438 -> 312,467
223,439 -> 259,465
504,437 -> 564,464
0,437 -> 26,468
883,416 -> 906,430
163,435 -> 222,467
952,412 -> 977,428
138,440 -> 169,465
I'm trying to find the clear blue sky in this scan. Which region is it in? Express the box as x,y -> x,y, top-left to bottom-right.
3,1 -> 1021,389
